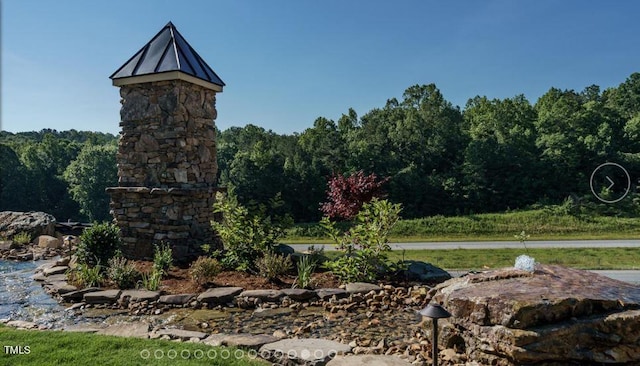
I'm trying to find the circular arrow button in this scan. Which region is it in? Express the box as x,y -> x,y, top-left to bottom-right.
589,162 -> 631,203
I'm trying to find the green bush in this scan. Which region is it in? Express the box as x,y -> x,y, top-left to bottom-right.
211,189 -> 292,271
153,242 -> 173,275
77,222 -> 122,266
107,255 -> 140,289
189,256 -> 222,286
256,252 -> 292,280
12,232 -> 31,245
294,254 -> 316,289
140,270 -> 162,291
71,263 -> 104,287
323,198 -> 402,283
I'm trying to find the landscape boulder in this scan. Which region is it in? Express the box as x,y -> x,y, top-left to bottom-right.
37,235 -> 62,249
0,211 -> 56,239
404,260 -> 451,283
430,264 -> 640,365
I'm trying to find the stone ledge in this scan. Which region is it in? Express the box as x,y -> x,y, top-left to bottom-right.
106,186 -> 223,195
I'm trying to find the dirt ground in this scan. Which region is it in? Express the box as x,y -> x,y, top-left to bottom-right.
131,261 -> 342,294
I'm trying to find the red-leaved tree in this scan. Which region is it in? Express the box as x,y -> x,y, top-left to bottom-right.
320,170 -> 390,220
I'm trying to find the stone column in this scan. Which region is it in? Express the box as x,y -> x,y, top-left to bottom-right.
107,79 -> 222,261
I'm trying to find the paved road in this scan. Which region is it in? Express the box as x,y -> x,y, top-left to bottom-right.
289,240 -> 640,284
289,239 -> 640,252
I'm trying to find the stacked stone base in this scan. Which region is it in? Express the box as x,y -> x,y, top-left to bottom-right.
106,186 -> 221,261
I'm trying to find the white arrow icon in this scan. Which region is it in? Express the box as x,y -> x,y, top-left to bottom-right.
605,176 -> 615,190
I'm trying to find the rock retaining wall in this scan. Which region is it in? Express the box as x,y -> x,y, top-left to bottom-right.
106,187 -> 220,259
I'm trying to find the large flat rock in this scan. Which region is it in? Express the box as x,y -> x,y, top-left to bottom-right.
315,288 -> 348,301
61,287 -> 100,301
345,282 -> 381,294
282,288 -> 317,301
97,323 -> 150,338
197,287 -> 243,304
154,328 -> 208,340
259,338 -> 351,365
120,290 -> 160,302
239,289 -> 284,301
46,281 -> 78,294
432,264 -> 640,365
158,293 -> 195,305
43,265 -> 68,276
0,211 -> 56,238
83,289 -> 122,304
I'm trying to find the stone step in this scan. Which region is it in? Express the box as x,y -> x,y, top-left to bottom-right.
158,293 -> 196,305
197,287 -> 243,304
83,289 -> 122,304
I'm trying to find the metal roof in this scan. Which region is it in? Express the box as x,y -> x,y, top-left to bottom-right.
110,22 -> 225,88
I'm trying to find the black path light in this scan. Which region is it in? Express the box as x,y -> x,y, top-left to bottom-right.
419,303 -> 452,366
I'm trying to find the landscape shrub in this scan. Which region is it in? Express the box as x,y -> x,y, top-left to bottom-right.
211,189 -> 292,271
256,252 -> 292,280
153,242 -> 173,275
320,170 -> 389,220
304,244 -> 327,266
77,222 -> 122,267
107,254 -> 140,289
11,232 -> 31,245
189,256 -> 222,286
140,270 -> 162,291
294,254 -> 316,289
70,263 -> 104,287
322,198 -> 402,283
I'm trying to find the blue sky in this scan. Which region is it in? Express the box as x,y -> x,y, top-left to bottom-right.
2,0 -> 640,136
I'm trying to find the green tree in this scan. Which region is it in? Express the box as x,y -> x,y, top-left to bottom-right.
0,144 -> 30,211
535,87 -> 621,201
63,144 -> 117,221
18,133 -> 81,219
462,95 -> 540,210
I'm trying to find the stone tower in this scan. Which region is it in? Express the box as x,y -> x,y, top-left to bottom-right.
107,22 -> 224,260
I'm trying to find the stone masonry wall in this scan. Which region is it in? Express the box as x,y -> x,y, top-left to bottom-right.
107,79 -> 221,260
116,80 -> 217,188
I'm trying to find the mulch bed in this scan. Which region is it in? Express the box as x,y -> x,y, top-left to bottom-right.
130,260 -> 342,294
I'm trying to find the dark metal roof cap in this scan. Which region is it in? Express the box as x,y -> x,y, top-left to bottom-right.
419,303 -> 452,319
110,22 -> 225,87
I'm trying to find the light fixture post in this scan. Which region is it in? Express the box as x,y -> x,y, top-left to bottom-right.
419,303 -> 452,366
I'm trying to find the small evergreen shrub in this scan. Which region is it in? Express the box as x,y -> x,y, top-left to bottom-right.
153,242 -> 173,275
107,255 -> 140,289
256,252 -> 292,280
189,256 -> 222,286
78,222 -> 122,266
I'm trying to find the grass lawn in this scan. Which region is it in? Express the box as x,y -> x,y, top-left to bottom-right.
319,247 -> 640,271
0,326 -> 268,366
384,247 -> 640,270
285,209 -> 640,243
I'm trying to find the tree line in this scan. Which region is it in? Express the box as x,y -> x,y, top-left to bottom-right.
2,73 -> 640,222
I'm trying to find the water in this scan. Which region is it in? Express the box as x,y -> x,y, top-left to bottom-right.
0,259 -> 76,328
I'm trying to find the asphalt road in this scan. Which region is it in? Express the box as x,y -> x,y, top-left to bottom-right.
289,240 -> 640,284
288,239 -> 640,252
